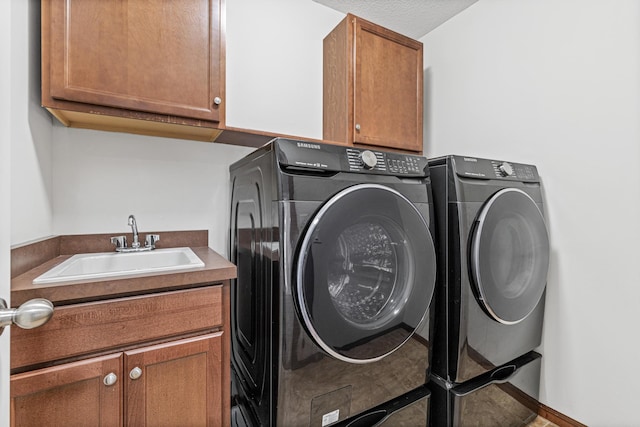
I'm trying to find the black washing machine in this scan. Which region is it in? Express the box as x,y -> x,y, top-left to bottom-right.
229,138 -> 437,426
427,155 -> 549,426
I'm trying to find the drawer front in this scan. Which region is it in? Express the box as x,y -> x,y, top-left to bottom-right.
11,286 -> 222,370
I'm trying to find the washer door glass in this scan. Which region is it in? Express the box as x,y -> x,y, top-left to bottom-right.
470,188 -> 550,324
296,184 -> 437,363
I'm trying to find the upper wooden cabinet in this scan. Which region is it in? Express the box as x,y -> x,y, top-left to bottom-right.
41,0 -> 225,141
323,14 -> 424,153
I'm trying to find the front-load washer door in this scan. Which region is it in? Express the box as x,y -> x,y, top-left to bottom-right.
470,188 -> 550,325
295,183 -> 437,364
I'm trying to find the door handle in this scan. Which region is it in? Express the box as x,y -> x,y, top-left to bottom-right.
0,298 -> 54,336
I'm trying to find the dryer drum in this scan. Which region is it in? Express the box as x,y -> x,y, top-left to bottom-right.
470,188 -> 550,325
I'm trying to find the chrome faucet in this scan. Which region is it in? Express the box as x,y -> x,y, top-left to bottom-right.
110,214 -> 160,252
128,215 -> 140,248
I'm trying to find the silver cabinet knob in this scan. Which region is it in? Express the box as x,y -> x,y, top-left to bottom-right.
0,298 -> 54,336
103,372 -> 118,386
129,367 -> 143,380
213,96 -> 222,105
355,123 -> 361,131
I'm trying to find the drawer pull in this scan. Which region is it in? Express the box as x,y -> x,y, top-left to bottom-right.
129,367 -> 143,380
103,372 -> 118,386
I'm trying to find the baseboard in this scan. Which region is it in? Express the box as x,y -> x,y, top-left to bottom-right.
538,403 -> 586,427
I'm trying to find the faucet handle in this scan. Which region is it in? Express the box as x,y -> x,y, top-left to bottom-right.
110,235 -> 127,250
145,234 -> 160,249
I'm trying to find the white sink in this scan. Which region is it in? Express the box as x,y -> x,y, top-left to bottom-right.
33,247 -> 205,284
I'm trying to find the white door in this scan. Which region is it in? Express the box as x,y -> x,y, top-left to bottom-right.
1,0 -> 12,424
0,142 -> 9,426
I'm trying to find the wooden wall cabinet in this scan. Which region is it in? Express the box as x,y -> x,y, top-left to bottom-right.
41,0 -> 225,142
10,285 -> 230,427
323,14 -> 424,153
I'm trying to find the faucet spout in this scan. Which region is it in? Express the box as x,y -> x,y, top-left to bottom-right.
111,214 -> 157,252
128,214 -> 140,248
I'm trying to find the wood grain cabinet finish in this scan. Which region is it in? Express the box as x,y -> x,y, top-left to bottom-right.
323,14 -> 424,153
125,334 -> 223,427
41,0 -> 225,140
10,285 -> 230,427
11,353 -> 123,427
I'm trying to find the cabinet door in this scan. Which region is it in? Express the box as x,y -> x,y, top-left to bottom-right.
10,353 -> 123,427
353,18 -> 423,152
125,333 -> 223,427
45,0 -> 223,122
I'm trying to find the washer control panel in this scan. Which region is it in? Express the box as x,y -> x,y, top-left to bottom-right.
453,156 -> 539,182
275,138 -> 428,177
496,161 -> 514,177
346,148 -> 425,176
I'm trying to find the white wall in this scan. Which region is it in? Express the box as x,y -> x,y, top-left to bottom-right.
421,0 -> 640,425
225,0 -> 342,138
52,127 -> 253,256
10,0 -> 54,245
1,2 -> 14,424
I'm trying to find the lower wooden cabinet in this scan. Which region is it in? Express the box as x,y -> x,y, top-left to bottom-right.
11,353 -> 123,426
11,333 -> 222,427
125,333 -> 223,427
10,285 -> 230,427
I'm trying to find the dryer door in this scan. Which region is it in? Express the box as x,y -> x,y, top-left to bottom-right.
295,183 -> 437,364
470,188 -> 550,324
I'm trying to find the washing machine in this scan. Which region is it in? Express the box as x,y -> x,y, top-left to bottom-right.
427,155 -> 549,384
229,138 -> 437,426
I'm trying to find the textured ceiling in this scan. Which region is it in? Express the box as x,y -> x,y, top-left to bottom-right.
313,0 -> 479,39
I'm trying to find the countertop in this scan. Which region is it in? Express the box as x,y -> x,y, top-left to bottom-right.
11,246 -> 236,306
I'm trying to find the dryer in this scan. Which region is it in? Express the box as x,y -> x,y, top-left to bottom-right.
427,155 -> 549,426
428,155 -> 549,383
229,138 -> 437,426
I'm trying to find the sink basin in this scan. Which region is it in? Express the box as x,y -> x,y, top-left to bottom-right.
33,247 -> 205,284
